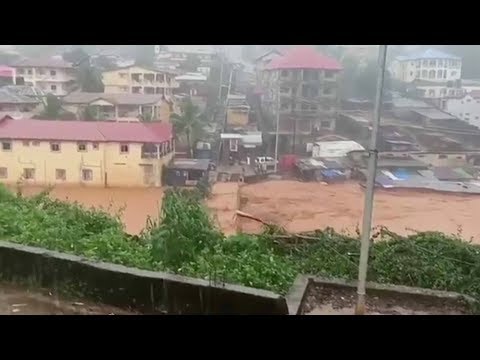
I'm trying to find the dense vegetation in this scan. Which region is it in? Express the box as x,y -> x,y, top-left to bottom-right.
1,184 -> 480,299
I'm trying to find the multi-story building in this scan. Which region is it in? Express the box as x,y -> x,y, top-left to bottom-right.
445,91 -> 480,129
259,46 -> 342,154
389,49 -> 462,83
0,86 -> 45,119
12,57 -> 77,96
0,116 -> 173,187
62,92 -> 174,122
101,65 -> 179,96
155,45 -> 219,75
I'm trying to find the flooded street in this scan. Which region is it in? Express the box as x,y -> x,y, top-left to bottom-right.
239,180 -> 480,243
15,186 -> 164,235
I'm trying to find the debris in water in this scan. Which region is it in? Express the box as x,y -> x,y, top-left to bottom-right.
72,302 -> 84,306
12,303 -> 27,307
12,309 -> 20,313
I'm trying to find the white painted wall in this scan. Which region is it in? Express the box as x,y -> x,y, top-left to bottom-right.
390,58 -> 462,83
445,95 -> 480,128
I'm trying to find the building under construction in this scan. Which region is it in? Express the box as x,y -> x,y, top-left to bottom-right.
258,46 -> 342,155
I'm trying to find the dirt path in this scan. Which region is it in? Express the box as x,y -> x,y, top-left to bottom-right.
0,282 -> 134,315
239,180 -> 480,243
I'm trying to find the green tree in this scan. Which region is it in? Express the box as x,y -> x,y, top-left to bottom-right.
62,48 -> 104,93
170,98 -> 206,158
41,94 -> 62,119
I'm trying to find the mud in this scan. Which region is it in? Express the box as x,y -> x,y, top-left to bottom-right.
0,282 -> 134,315
13,186 -> 164,235
239,180 -> 480,243
303,284 -> 469,315
206,182 -> 240,236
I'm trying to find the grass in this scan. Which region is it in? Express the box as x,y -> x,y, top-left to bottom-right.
1,184 -> 480,300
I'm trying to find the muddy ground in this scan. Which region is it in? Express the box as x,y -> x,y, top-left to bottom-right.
0,282 -> 134,315
10,180 -> 480,243
239,180 -> 480,243
303,284 -> 470,315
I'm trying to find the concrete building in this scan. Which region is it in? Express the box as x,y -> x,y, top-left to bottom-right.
62,92 -> 173,122
101,65 -> 179,96
155,45 -> 218,75
445,90 -> 480,128
259,46 -> 342,154
12,57 -> 77,96
389,49 -> 462,83
0,116 -> 173,187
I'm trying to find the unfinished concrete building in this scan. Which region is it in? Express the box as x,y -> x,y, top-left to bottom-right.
259,46 -> 342,154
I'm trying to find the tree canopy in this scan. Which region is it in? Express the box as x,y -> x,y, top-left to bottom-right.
171,98 -> 206,157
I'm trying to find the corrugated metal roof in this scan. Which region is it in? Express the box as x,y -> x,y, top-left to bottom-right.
0,117 -> 172,143
266,46 -> 343,71
0,88 -> 40,104
312,141 -> 364,158
395,49 -> 460,61
412,108 -> 457,120
13,57 -> 74,68
392,97 -> 431,109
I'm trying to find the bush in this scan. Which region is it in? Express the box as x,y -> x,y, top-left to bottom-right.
1,184 -> 480,299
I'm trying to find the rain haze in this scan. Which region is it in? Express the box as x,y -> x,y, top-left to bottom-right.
0,44 -> 479,315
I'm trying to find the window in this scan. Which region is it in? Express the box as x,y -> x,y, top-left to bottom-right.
0,167 -> 7,179
50,143 -> 60,152
2,141 -> 11,151
22,140 -> 30,146
50,70 -> 56,76
55,169 -> 66,181
323,105 -> 331,111
38,69 -> 45,75
280,87 -> 289,93
324,70 -> 334,79
27,69 -> 32,75
119,72 -> 127,78
429,60 -> 436,66
92,142 -> 99,150
323,88 -> 332,95
410,71 -> 413,76
51,85 -> 57,91
82,169 -> 93,181
438,155 -> 448,159
23,168 -> 35,180
451,71 -> 457,77
415,71 -> 420,77
465,113 -> 470,116
77,142 -> 87,152
467,99 -> 472,103
120,144 -> 129,153
476,116 -> 479,120
428,89 -> 435,97
17,69 -> 24,74
280,102 -> 289,110
437,70 -> 443,79
321,120 -> 331,128
32,141 -> 40,146
281,70 -> 289,77
421,70 -> 427,78
438,60 -> 443,67
422,60 -> 428,66
229,139 -> 238,152
428,70 -> 435,79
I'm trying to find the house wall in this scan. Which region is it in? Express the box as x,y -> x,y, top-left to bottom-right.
14,67 -> 76,96
390,58 -> 462,83
102,66 -> 179,95
227,109 -> 249,127
0,140 -> 173,187
445,95 -> 480,128
411,152 -> 468,167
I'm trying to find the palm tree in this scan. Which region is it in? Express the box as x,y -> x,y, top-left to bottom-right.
170,98 -> 206,158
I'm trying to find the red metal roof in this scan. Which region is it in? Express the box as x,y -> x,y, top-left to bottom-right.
266,46 -> 342,71
0,117 -> 172,143
469,90 -> 480,99
0,65 -> 14,77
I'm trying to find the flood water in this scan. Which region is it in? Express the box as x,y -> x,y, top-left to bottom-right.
15,185 -> 164,234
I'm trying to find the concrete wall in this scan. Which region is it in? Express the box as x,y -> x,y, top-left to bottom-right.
285,275 -> 477,315
0,241 -> 288,315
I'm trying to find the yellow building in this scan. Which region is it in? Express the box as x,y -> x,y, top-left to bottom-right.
102,65 -> 179,96
0,117 -> 174,187
226,94 -> 250,127
62,92 -> 173,122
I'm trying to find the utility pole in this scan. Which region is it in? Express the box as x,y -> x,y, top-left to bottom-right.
227,65 -> 233,100
355,45 -> 388,315
218,52 -> 224,106
274,81 -> 280,172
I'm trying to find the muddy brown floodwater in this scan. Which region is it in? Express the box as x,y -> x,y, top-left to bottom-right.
15,186 -> 164,235
239,180 -> 480,243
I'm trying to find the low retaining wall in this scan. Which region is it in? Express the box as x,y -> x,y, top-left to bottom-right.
0,241 -> 288,315
285,275 -> 477,315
